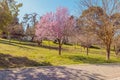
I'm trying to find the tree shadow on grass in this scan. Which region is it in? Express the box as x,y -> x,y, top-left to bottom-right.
13,41 -> 65,51
0,53 -> 52,68
67,55 -> 117,64
0,39 -> 36,50
0,39 -> 63,51
0,39 -> 70,52
90,45 -> 100,49
0,66 -> 105,80
39,45 -> 61,50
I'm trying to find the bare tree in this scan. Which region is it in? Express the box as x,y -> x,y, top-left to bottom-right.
78,0 -> 120,60
25,24 -> 35,41
76,18 -> 96,55
22,13 -> 38,41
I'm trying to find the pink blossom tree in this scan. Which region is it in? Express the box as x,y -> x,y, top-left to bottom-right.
35,12 -> 54,45
35,7 -> 75,55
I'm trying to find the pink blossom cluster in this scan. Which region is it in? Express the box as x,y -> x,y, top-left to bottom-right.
35,7 -> 75,41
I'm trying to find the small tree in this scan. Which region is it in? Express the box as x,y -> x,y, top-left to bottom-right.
74,20 -> 96,55
35,7 -> 75,55
79,32 -> 95,55
10,24 -> 24,40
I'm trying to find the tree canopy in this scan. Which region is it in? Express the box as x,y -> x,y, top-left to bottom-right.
0,0 -> 22,32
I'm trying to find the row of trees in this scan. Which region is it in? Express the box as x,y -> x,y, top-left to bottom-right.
35,0 -> 120,60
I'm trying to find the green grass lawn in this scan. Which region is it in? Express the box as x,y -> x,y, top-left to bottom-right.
0,38 -> 120,68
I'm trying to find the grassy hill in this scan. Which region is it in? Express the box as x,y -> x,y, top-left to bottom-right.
0,38 -> 120,68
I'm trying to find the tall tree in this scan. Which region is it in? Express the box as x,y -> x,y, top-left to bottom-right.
22,13 -> 38,41
0,0 -> 22,38
78,0 -> 120,60
0,0 -> 12,31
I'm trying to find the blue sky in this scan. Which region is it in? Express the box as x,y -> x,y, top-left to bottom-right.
17,0 -> 78,22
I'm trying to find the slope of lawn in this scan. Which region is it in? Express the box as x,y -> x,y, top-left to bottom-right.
0,38 -> 120,68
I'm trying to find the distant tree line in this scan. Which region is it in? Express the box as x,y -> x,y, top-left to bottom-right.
34,0 -> 120,60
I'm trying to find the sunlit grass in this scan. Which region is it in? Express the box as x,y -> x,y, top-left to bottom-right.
0,38 -> 120,68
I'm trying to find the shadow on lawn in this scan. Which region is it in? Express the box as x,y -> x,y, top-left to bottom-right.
12,41 -> 66,51
0,66 -> 105,80
0,53 -> 52,68
0,39 -> 67,51
68,55 -> 116,64
39,45 -> 66,50
0,39 -> 36,50
90,45 -> 100,49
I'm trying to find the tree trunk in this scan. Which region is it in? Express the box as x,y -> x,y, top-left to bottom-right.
86,47 -> 89,55
31,36 -> 34,42
114,46 -> 118,56
115,51 -> 119,57
38,42 -> 41,46
37,40 -> 42,46
114,45 -> 119,56
58,39 -> 62,55
106,45 -> 111,60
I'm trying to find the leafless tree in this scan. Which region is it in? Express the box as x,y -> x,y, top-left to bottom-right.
76,18 -> 96,55
22,13 -> 38,41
